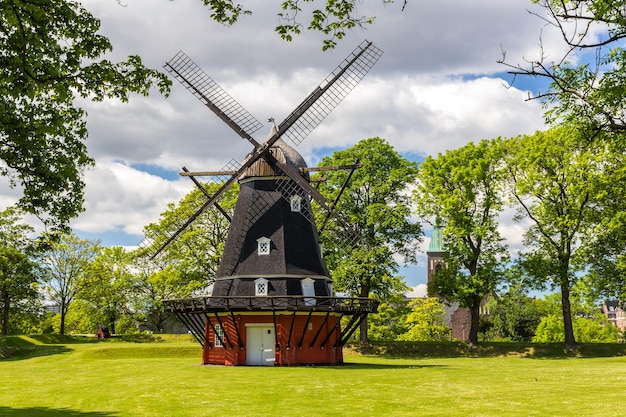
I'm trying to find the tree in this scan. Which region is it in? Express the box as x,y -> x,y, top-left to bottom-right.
397,297 -> 450,342
577,142 -> 626,304
1,0 -> 170,232
183,0 -> 399,50
484,282 -> 545,342
0,245 -> 37,335
0,206 -> 35,250
367,295 -> 411,341
40,233 -> 100,335
500,0 -> 626,136
533,293 -> 619,343
0,206 -> 39,335
504,127 -> 608,349
316,137 -> 422,343
414,139 -> 509,345
81,246 -> 134,334
139,182 -> 237,283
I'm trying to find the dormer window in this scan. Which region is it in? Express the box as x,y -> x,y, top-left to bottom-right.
257,237 -> 271,255
301,278 -> 315,306
290,195 -> 302,212
255,278 -> 268,296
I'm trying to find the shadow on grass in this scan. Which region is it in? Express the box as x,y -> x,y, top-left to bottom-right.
1,345 -> 72,361
339,362 -> 448,370
0,407 -> 118,416
346,341 -> 626,359
108,333 -> 164,343
0,335 -> 74,361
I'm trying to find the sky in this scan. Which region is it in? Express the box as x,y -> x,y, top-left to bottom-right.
1,0 -> 569,296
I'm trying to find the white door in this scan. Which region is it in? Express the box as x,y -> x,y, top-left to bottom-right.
246,326 -> 275,366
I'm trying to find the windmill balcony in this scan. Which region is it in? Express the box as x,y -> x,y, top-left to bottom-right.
164,295 -> 379,314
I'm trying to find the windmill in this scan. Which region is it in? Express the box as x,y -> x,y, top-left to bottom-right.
156,40 -> 382,366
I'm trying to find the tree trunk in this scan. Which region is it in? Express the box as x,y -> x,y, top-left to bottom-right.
560,276 -> 576,350
467,301 -> 481,346
60,303 -> 68,335
358,282 -> 371,344
359,316 -> 369,344
1,292 -> 10,336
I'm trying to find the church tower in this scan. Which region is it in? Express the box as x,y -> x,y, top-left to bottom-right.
425,224 -> 472,342
426,224 -> 446,284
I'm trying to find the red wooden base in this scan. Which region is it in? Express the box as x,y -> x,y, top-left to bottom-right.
202,312 -> 344,366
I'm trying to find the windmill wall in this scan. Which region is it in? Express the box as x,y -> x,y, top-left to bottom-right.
202,312 -> 344,366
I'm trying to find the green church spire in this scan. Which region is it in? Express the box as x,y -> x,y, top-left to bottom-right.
427,224 -> 445,253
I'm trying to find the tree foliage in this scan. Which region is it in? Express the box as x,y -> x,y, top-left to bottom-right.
484,283 -> 546,342
503,127 -> 611,348
81,246 -> 134,334
500,0 -> 626,137
140,182 -> 237,284
367,295 -> 411,341
40,233 -> 101,335
0,245 -> 37,335
397,297 -> 450,342
316,137 -> 421,342
0,0 -> 170,231
0,206 -> 38,335
187,0 -> 396,50
414,139 -> 509,345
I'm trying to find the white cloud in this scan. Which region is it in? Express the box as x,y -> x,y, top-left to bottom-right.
406,284 -> 428,298
3,0 -> 558,253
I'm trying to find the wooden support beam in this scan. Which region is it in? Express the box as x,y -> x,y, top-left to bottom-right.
286,311 -> 297,350
230,310 -> 244,349
309,312 -> 330,349
319,315 -> 342,349
298,310 -> 313,349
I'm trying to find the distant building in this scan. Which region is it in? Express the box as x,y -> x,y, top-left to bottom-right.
602,301 -> 626,331
426,225 -> 472,342
43,304 -> 61,314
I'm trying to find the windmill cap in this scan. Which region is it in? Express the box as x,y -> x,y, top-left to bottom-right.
240,127 -> 309,180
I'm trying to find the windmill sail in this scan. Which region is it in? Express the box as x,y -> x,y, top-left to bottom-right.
278,40 -> 383,145
151,40 -> 382,257
164,51 -> 263,146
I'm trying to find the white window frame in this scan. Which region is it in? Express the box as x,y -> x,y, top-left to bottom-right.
301,278 -> 316,306
214,324 -> 224,348
257,237 -> 271,255
255,278 -> 269,296
290,195 -> 302,212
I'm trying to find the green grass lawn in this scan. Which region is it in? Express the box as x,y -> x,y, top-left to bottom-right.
1,335 -> 626,417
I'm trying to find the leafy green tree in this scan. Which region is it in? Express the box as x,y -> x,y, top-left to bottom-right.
181,0 -> 393,50
534,313 -> 619,343
397,297 -> 450,342
0,206 -> 35,250
81,246 -> 135,334
316,137 -> 421,343
504,127 -> 609,349
0,245 -> 38,335
577,143 -> 626,304
133,182 -> 238,332
484,283 -> 545,342
501,0 -> 626,136
0,206 -> 39,335
367,296 -> 411,341
1,0 -> 170,231
40,233 -> 101,335
139,183 -> 237,283
130,261 -> 205,333
414,139 -> 509,345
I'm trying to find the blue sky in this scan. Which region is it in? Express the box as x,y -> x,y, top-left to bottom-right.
2,0 -> 569,296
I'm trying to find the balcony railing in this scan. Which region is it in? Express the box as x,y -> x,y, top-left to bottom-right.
164,295 -> 378,314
